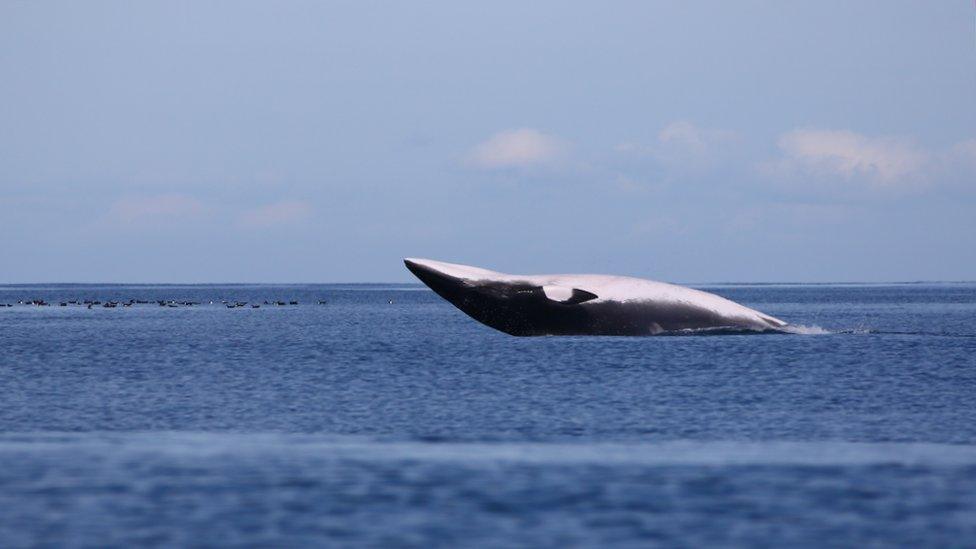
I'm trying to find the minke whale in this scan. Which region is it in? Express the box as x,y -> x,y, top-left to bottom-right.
404,258 -> 789,336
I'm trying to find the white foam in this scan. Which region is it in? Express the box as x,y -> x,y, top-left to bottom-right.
782,324 -> 832,335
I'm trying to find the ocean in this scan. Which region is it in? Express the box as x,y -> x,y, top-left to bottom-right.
1,283 -> 975,547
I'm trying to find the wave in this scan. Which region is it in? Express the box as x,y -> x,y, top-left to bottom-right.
667,325 -> 976,338
662,324 -> 830,336
838,328 -> 976,338
2,433 -> 975,467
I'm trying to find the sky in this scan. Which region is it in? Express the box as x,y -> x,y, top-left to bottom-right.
1,1 -> 974,283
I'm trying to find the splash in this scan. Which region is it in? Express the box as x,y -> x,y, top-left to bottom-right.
662,323 -> 832,336
781,324 -> 832,335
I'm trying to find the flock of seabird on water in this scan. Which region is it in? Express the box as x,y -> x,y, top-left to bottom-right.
0,299 -> 336,309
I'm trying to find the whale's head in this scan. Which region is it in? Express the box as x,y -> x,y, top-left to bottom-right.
403,258 -> 598,336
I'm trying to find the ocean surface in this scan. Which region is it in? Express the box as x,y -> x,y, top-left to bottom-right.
1,283 -> 975,547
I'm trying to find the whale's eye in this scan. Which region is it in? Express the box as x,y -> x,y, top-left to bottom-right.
542,285 -> 598,305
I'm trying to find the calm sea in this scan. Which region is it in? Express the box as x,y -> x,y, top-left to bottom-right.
1,283 -> 975,547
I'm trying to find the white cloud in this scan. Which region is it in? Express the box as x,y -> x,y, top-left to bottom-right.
467,128 -> 566,169
109,194 -> 206,223
616,121 -> 738,154
613,175 -> 657,193
763,129 -> 930,186
612,124 -> 974,196
948,139 -> 976,167
656,120 -> 738,153
616,121 -> 739,174
239,200 -> 312,228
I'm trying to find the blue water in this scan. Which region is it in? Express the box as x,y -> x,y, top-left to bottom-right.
1,283 -> 975,547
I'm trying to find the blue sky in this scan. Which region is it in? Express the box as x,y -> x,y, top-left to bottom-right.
2,1 -> 974,282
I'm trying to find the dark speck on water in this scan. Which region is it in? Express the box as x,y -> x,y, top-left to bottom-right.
1,283 -> 975,546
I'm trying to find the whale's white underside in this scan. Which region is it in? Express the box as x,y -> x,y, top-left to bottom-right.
405,257 -> 787,329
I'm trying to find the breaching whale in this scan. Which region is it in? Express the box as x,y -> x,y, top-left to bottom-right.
404,258 -> 788,336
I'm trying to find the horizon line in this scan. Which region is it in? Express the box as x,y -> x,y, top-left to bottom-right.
1,280 -> 975,287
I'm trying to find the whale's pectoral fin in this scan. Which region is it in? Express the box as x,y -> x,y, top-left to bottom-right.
566,288 -> 599,304
542,285 -> 599,305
